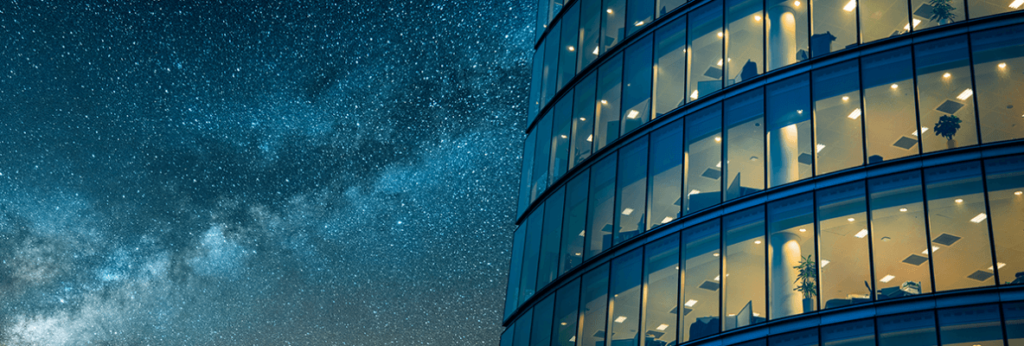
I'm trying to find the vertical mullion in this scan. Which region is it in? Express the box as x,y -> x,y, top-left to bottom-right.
910,43 -> 924,156
812,191 -> 822,312
763,205 -> 771,324
965,31 -> 984,145
919,167 -> 940,294
863,180 -> 879,302
858,56 -> 869,167
977,160 -> 1002,286
638,247 -> 649,346
855,0 -> 862,45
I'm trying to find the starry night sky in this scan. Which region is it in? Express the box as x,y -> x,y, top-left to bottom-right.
0,1 -> 531,344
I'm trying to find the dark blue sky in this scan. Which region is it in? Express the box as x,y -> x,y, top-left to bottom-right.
0,1 -> 530,344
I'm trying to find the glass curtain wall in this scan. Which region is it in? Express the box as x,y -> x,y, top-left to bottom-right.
868,171 -> 933,299
767,194 -> 817,319
603,0 -> 627,52
688,3 -> 724,101
984,155 -> 1024,285
538,188 -> 565,289
628,0 -> 655,35
915,36 -> 978,153
816,183 -> 873,309
811,0 -> 858,57
530,296 -> 556,346
969,0 -> 1024,17
571,74 -> 597,169
723,207 -> 767,331
724,89 -> 765,201
615,138 -> 649,244
924,162 -> 994,291
767,74 -> 812,188
558,3 -> 580,91
580,264 -> 611,346
971,24 -> 1024,144
648,120 -> 684,229
877,311 -> 938,346
622,37 -> 655,134
821,319 -> 875,346
534,113 -> 554,199
654,16 -> 688,118
680,220 -> 722,342
507,225 -> 528,319
551,93 -> 574,183
580,0 -> 602,70
766,0 -> 809,70
553,279 -> 581,346
608,250 -> 643,346
561,172 -> 590,274
726,0 -> 764,86
644,234 -> 680,345
521,209 -> 546,304
813,60 -> 864,175
586,155 -> 617,259
685,104 -> 724,214
859,0 -> 909,43
861,48 -> 919,163
596,54 -> 624,151
937,304 -> 1004,346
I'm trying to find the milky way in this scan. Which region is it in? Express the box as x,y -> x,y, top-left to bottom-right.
0,1 -> 531,344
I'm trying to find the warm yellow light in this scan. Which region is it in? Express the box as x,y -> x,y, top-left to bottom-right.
943,72 -> 952,78
1011,0 -> 1023,9
601,99 -> 608,105
714,136 -> 722,142
795,0 -> 801,6
842,96 -> 850,101
900,208 -> 908,212
635,21 -> 645,26
593,46 -> 600,55
843,0 -> 857,11
717,59 -> 724,66
607,8 -> 613,14
755,240 -> 762,244
568,46 -> 575,52
891,83 -> 899,89
1015,191 -> 1023,196
690,90 -> 699,100
955,198 -> 964,203
755,15 -> 762,21
998,62 -> 1007,69
717,31 -> 724,38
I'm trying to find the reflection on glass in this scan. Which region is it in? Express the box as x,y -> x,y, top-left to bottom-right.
938,304 -> 1003,346
770,328 -> 819,346
603,0 -> 626,52
811,0 -> 858,57
1005,302 -> 1024,346
615,138 -> 648,244
561,173 -> 590,274
726,0 -> 764,85
520,131 -> 537,216
551,93 -> 573,183
501,323 -> 515,346
658,0 -> 687,18
580,264 -> 610,346
543,23 -> 560,109
622,37 -> 654,134
571,74 -> 597,169
915,36 -> 978,152
530,295 -> 556,346
868,171 -> 933,300
877,311 -> 938,346
685,104 -> 723,214
969,0 -> 1024,18
534,112 -> 554,199
971,24 -> 1024,143
767,74 -> 812,188
688,3 -> 724,101
531,46 -> 546,124
680,220 -> 721,342
514,308 -> 534,346
627,0 -> 654,35
644,234 -> 680,345
608,250 -> 642,346
558,3 -> 580,90
654,16 -> 688,117
579,0 -> 602,71
538,188 -> 565,289
723,207 -> 766,331
521,209 -> 545,304
595,54 -> 623,151
924,162 -> 994,291
506,225 -> 527,319
768,194 -> 817,319
766,0 -> 809,71
724,89 -> 765,201
816,183 -> 873,309
984,155 -> 1024,285
586,155 -> 617,259
537,0 -> 550,41
648,120 -> 683,229
813,61 -> 864,175
911,0 -> 965,31
821,319 -> 875,346
860,0 -> 909,43
553,279 -> 581,346
862,48 -> 919,163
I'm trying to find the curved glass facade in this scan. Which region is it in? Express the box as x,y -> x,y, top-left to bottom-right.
510,2 -> 1024,345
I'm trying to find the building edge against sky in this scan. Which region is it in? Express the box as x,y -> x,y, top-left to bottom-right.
504,0 -> 1024,345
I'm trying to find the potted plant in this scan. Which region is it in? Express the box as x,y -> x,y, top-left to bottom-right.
934,114 -> 962,149
793,255 -> 817,313
930,0 -> 957,25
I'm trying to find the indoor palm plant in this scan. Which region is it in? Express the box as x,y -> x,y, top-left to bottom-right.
794,255 -> 817,313
934,114 -> 962,149
930,0 -> 957,24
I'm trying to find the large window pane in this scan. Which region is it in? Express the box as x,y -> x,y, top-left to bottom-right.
938,304 -> 1003,346
685,104 -> 724,214
658,0 -> 687,17
970,0 -> 1024,18
1005,301 -> 1024,346
538,188 -> 565,289
915,36 -> 978,153
507,225 -> 528,319
767,74 -> 812,188
648,120 -> 684,229
531,44 -> 546,124
813,60 -> 864,175
768,193 -> 817,319
580,264 -> 610,346
579,0 -> 602,70
972,24 -> 1024,144
543,24 -> 561,109
644,234 -> 680,346
602,0 -> 626,52
910,0 -> 965,31
770,328 -> 819,346
878,311 -> 938,346
561,172 -> 590,274
554,279 -> 581,346
654,17 -> 688,117
531,295 -> 556,346
586,154 -> 617,259
628,0 -> 655,35
811,0 -> 858,57
608,250 -> 643,346
862,48 -> 919,163
688,4 -> 724,101
681,220 -> 722,342
868,171 -> 933,300
821,319 -> 875,346
552,93 -> 573,183
596,54 -> 623,151
537,0 -> 550,41
571,74 -> 597,169
984,155 -> 1024,285
816,183 -> 873,309
558,3 -> 580,91
616,138 -> 648,244
515,309 -> 534,346
723,207 -> 767,330
767,0 -> 809,71
535,112 -> 554,199
622,37 -> 654,135
724,89 -> 765,201
860,0 -> 909,43
502,323 -> 516,346
924,162 -> 994,291
726,0 -> 764,85
520,130 -> 537,216
522,208 -> 546,304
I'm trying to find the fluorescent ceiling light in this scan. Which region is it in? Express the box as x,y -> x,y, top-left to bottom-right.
943,72 -> 952,78
570,336 -> 576,342
615,316 -> 627,323
855,229 -> 868,238
656,324 -> 670,331
716,161 -> 722,168
593,46 -> 600,55
662,216 -> 674,224
754,15 -> 762,21
904,18 -> 922,31
717,31 -> 724,38
601,99 -> 608,105
970,213 -> 987,223
900,208 -> 908,212
627,110 -> 640,119
688,189 -> 701,195
579,230 -> 586,237
848,217 -> 856,222
912,127 -> 929,136
955,198 -> 963,203
586,134 -> 593,142
1011,0 -> 1023,9
717,59 -> 723,66
799,228 -> 806,232
1015,191 -> 1023,196
843,0 -> 857,11
754,240 -> 762,244
690,90 -> 699,100
989,262 -> 1007,270
957,89 -> 973,100
842,96 -> 850,101
622,208 -> 634,215
714,136 -> 722,142
635,21 -> 645,26
880,275 -> 895,283
713,253 -> 719,257
821,259 -> 830,267
848,108 -> 862,119
714,275 -> 720,281
923,246 -> 939,254
817,144 -> 826,153
891,83 -> 899,89
685,299 -> 699,307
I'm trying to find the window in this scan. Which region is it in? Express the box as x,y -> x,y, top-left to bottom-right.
520,131 -> 537,216
1006,301 -> 1024,346
515,308 -> 535,346
553,279 -> 581,346
644,234 -> 680,345
725,0 -> 764,85
596,54 -> 624,151
622,36 -> 654,135
860,0 -> 909,43
571,74 -> 597,169
688,3 -> 724,101
608,250 -> 643,346
579,0 -> 602,71
602,0 -> 626,52
821,319 -> 875,346
551,93 -> 573,183
654,16 -> 688,117
538,188 -> 565,289
811,0 -> 858,57
768,193 -> 817,319
537,0 -> 550,41
723,207 -> 766,331
862,48 -> 919,163
767,74 -> 812,188
680,220 -> 721,342
868,171 -> 933,300
543,23 -> 561,109
557,3 -> 580,90
910,0 -> 964,31
685,104 -> 723,214
970,0 -> 1024,18
530,295 -> 556,346
534,112 -> 554,198
506,225 -> 527,319
877,311 -> 938,346
628,0 -> 654,35
915,36 -> 978,153
972,24 -> 1024,144
586,154 -> 617,259
521,208 -> 546,304
924,161 -> 994,291
938,304 -> 1003,346
813,60 -> 864,175
770,328 -> 819,346
580,264 -> 610,346
615,138 -> 648,244
658,0 -> 687,18
724,89 -> 765,201
531,45 -> 546,124
502,323 -> 515,346
984,155 -> 1024,285
767,0 -> 809,71
561,172 -> 590,274
816,183 -> 873,309
648,119 -> 683,229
